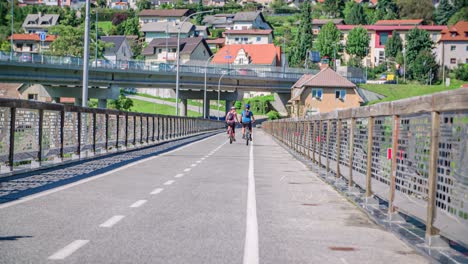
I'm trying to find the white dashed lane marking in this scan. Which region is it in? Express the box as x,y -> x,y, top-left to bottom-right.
150,188 -> 164,195
164,180 -> 175,185
184,168 -> 191,172
99,215 -> 125,228
130,200 -> 147,208
175,174 -> 184,178
48,240 -> 89,260
191,164 -> 197,167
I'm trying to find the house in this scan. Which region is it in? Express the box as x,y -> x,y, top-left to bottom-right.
8,33 -> 57,53
101,36 -> 133,63
311,19 -> 344,35
203,0 -> 226,6
232,12 -> 271,30
211,44 -> 281,66
138,9 -> 191,25
107,0 -> 137,9
195,26 -> 210,38
143,37 -> 212,64
289,67 -> 363,117
19,0 -> 73,6
141,21 -> 195,43
224,29 -> 273,44
374,19 -> 423,26
437,21 -> 468,69
22,13 -> 60,34
206,38 -> 225,51
0,83 -> 75,104
337,22 -> 447,67
202,14 -> 235,29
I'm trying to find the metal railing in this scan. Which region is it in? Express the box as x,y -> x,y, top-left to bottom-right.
263,89 -> 468,247
0,98 -> 224,175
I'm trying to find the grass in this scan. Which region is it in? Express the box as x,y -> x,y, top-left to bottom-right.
98,21 -> 113,35
135,93 -> 225,111
131,99 -> 202,117
361,79 -> 464,105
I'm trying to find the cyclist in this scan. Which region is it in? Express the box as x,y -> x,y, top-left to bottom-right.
226,106 -> 240,141
240,104 -> 255,140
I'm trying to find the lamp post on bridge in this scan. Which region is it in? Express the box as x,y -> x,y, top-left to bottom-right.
175,10 -> 213,116
217,69 -> 233,121
82,0 -> 91,107
204,54 -> 215,119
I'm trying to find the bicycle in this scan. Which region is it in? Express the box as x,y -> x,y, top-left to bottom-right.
245,124 -> 252,146
227,124 -> 235,144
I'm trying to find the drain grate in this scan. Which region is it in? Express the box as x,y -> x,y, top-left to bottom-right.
328,247 -> 356,251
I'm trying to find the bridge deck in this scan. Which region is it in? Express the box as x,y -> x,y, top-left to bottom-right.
0,130 -> 427,263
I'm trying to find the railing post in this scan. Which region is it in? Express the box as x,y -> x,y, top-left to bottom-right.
38,109 -> 44,165
312,121 -> 317,163
116,114 -> 120,150
125,114 -> 128,148
157,117 -> 160,141
388,115 -> 399,219
60,110 -> 65,159
326,120 -> 331,172
365,116 -> 374,198
307,121 -> 311,159
77,112 -> 82,156
8,107 -> 16,171
133,115 -> 136,146
426,111 -> 441,246
105,113 -> 109,151
152,116 -> 155,142
140,114 -> 143,144
336,119 -> 342,178
146,115 -> 149,143
348,117 -> 355,188
318,120 -> 322,166
92,112 -> 97,154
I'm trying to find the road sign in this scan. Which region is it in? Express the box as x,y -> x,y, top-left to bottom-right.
39,32 -> 46,42
224,55 -> 232,59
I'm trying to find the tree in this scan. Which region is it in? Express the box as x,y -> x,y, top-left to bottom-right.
385,31 -> 402,59
344,2 -> 366,25
454,64 -> 468,81
112,13 -> 128,26
374,0 -> 399,20
322,0 -> 345,18
195,0 -> 204,25
109,89 -> 134,111
289,0 -> 313,67
448,7 -> 468,25
48,25 -> 108,58
60,8 -> 79,27
136,0 -> 151,10
315,22 -> 341,62
405,27 -> 433,64
346,26 -> 370,65
411,50 -> 438,84
397,0 -> 434,23
97,0 -> 107,8
434,0 -> 456,25
118,17 -> 141,36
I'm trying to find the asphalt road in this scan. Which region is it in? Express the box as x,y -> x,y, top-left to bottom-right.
0,130 -> 429,264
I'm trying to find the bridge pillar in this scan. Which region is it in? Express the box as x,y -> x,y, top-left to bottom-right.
272,93 -> 290,117
204,100 -> 210,119
180,99 -> 188,116
98,99 -> 107,109
225,100 -> 233,115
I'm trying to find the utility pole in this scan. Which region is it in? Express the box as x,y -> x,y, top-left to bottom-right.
95,9 -> 98,64
82,0 -> 91,107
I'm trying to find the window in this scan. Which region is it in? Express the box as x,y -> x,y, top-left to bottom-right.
28,94 -> 38,100
451,45 -> 456,51
312,88 -> 323,100
450,58 -> 456,64
335,89 -> 346,101
256,36 -> 261,42
466,45 -> 468,51
379,32 -> 389,46
158,48 -> 162,53
235,37 -> 239,41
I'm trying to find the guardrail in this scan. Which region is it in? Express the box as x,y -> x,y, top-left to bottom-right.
263,89 -> 468,248
0,98 -> 224,176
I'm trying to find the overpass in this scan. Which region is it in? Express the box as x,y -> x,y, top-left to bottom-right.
0,90 -> 466,263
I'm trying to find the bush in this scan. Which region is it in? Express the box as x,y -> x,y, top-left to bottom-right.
234,101 -> 242,109
267,110 -> 280,120
454,63 -> 468,81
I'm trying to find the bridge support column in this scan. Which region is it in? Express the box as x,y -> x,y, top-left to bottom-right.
204,100 -> 210,119
180,99 -> 188,117
98,99 -> 107,109
225,100 -> 233,115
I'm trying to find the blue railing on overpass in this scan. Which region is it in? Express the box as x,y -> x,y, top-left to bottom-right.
0,51 -> 318,81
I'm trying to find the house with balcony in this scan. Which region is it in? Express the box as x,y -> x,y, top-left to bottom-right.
138,9 -> 191,26
141,21 -> 196,43
224,29 -> 273,44
289,67 -> 363,117
337,20 -> 447,67
22,13 -> 60,34
202,14 -> 235,29
101,36 -> 133,63
8,33 -> 57,53
311,19 -> 344,35
232,12 -> 271,30
143,37 -> 212,64
211,44 -> 281,66
437,21 -> 468,69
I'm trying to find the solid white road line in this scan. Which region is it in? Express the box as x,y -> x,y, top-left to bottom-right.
164,180 -> 175,185
175,174 -> 184,178
99,215 -> 125,228
130,200 -> 147,208
48,240 -> 89,260
243,142 -> 259,264
150,188 -> 164,195
0,133 -> 222,210
184,168 -> 191,172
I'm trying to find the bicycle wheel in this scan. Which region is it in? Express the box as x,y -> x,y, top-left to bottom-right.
245,130 -> 249,146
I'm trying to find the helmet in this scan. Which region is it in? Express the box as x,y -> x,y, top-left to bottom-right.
230,106 -> 236,110
245,104 -> 250,109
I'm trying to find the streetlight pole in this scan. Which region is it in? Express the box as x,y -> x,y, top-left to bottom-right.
217,71 -> 228,121
95,9 -> 98,64
204,54 -> 215,119
82,0 -> 91,107
402,47 -> 406,83
10,0 -> 14,60
175,10 -> 213,116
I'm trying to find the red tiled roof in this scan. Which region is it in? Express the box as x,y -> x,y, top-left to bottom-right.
337,25 -> 447,31
8,33 -> 57,42
294,67 -> 356,88
375,19 -> 423,26
139,9 -> 190,17
211,44 -> 280,65
206,38 -> 225,44
439,21 -> 468,42
224,29 -> 272,35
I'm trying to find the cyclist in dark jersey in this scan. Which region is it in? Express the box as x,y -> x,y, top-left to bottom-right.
241,104 -> 255,140
226,106 -> 240,141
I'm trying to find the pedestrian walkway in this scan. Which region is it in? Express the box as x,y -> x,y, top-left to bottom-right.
0,130 -> 428,263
